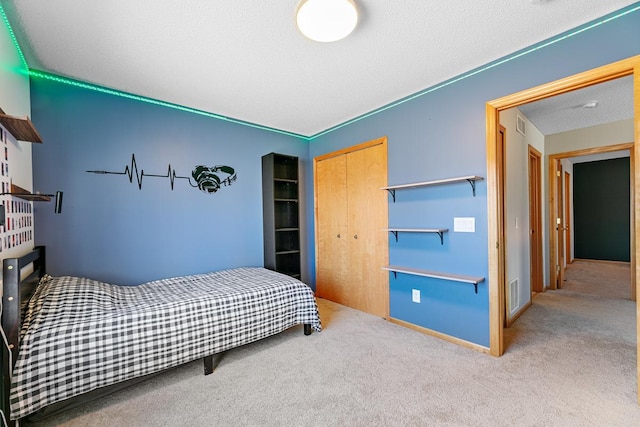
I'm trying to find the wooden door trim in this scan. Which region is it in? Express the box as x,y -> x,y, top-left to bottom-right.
631,125 -> 637,302
549,142 -> 635,159
634,62 -> 640,403
314,137 -> 387,162
485,55 -> 640,368
528,145 -> 543,295
564,171 -> 572,264
497,126 -> 507,329
556,162 -> 565,289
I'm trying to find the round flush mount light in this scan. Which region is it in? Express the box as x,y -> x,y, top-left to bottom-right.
296,0 -> 358,43
582,100 -> 599,109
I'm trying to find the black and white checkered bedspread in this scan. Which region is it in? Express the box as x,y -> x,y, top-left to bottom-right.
10,267 -> 321,419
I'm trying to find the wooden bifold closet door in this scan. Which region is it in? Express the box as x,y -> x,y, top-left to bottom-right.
314,137 -> 389,318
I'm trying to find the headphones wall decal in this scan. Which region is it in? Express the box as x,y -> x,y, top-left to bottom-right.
86,153 -> 237,194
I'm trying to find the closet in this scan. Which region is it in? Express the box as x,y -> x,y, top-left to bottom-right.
314,137 -> 389,318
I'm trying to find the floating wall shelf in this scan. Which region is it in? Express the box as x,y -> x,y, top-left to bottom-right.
381,175 -> 484,201
384,228 -> 448,245
0,109 -> 43,143
382,173 -> 485,302
3,184 -> 51,201
382,265 -> 485,294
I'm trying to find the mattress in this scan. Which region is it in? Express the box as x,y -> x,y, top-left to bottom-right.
10,267 -> 321,419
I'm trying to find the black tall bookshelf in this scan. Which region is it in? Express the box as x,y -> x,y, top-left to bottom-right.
262,153 -> 301,279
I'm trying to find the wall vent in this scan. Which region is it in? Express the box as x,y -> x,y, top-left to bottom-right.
509,278 -> 519,315
516,114 -> 526,136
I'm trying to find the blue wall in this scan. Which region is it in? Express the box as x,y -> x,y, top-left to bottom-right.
31,79 -> 308,285
32,5 -> 640,347
306,6 -> 640,347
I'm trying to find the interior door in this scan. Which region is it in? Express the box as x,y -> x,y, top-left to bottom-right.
346,143 -> 389,318
315,154 -> 348,303
497,126 -> 507,325
564,171 -> 571,264
528,146 -> 543,293
556,161 -> 565,288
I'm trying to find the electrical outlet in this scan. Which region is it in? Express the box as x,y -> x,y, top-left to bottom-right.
412,289 -> 420,303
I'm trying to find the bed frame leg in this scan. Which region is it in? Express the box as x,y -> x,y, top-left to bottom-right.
304,324 -> 311,336
204,355 -> 214,375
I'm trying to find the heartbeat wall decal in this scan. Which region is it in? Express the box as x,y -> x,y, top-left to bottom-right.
86,153 -> 237,194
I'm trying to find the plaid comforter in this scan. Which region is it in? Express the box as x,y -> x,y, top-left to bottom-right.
10,268 -> 321,419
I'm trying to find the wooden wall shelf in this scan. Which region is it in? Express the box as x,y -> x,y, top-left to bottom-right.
0,110 -> 42,143
4,184 -> 51,201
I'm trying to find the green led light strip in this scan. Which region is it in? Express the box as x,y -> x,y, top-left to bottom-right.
1,4 -> 309,139
28,70 -> 310,140
308,2 -> 640,140
0,3 -> 29,72
2,2 -> 639,141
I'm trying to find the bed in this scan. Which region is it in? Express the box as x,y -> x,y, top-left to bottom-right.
1,246 -> 321,422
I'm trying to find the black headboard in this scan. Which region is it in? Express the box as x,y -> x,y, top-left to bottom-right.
2,246 -> 46,367
1,246 -> 46,426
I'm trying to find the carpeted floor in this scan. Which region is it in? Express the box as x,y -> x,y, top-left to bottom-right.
24,262 -> 640,426
561,259 -> 631,300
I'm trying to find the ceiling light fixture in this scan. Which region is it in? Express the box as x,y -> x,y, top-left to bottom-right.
296,0 -> 358,43
582,100 -> 599,108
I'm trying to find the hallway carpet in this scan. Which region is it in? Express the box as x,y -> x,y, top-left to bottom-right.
561,259 -> 630,300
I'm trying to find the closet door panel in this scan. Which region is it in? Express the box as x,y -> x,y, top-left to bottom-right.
315,154 -> 349,303
346,143 -> 389,318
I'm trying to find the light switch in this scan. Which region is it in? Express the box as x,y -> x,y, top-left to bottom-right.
454,217 -> 475,233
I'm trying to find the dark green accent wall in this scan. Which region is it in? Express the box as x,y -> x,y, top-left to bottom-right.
573,157 -> 630,262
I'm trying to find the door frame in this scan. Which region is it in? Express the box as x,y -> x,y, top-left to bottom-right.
485,55 -> 640,403
497,126 -> 507,326
564,171 -> 572,265
548,143 -> 634,296
528,145 -> 543,294
555,161 -> 566,289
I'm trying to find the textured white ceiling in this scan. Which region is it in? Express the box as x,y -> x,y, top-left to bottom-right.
2,0 -> 638,137
518,76 -> 634,135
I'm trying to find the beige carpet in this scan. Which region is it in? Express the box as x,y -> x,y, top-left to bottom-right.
24,281 -> 640,426
561,259 -> 631,300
